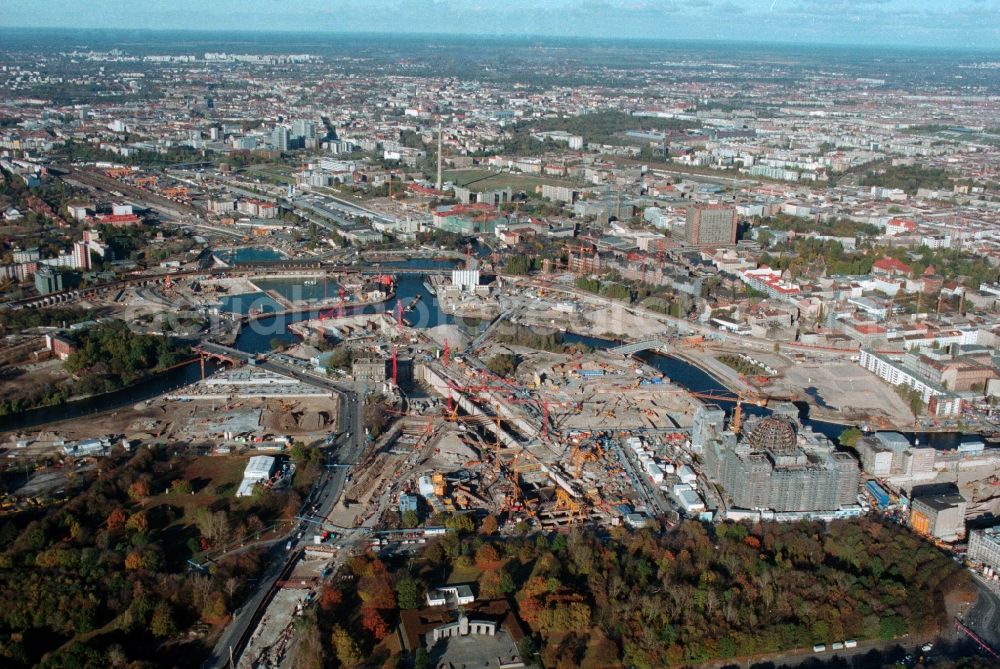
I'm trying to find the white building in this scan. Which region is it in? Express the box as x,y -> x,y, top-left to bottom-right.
451,269 -> 480,293
969,526 -> 1000,571
858,349 -> 962,417
236,455 -> 276,497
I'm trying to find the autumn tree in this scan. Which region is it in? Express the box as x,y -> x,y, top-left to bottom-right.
480,514 -> 499,536
319,586 -> 343,612
362,606 -> 389,640
150,601 -> 176,638
332,625 -> 362,666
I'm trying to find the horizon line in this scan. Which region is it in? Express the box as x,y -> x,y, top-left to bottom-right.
2,25 -> 999,54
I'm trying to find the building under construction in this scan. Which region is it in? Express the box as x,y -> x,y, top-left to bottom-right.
701,403 -> 860,513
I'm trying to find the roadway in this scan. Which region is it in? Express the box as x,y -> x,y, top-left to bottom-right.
202,369 -> 365,669
963,574 -> 1000,649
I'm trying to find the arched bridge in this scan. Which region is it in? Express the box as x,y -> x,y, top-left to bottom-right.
608,339 -> 672,356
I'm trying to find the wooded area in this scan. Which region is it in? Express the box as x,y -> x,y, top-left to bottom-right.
0,444 -> 316,668
294,517 -> 966,669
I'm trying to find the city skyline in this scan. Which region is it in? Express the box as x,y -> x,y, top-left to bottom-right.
3,0 -> 1000,49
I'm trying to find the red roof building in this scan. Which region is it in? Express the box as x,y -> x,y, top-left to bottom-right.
872,257 -> 912,277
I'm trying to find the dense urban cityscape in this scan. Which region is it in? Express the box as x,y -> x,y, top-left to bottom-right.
1,15 -> 1000,669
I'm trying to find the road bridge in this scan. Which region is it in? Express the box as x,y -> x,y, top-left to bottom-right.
608,338 -> 672,356
192,342 -> 254,365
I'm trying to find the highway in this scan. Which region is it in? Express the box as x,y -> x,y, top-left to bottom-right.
202,371 -> 365,669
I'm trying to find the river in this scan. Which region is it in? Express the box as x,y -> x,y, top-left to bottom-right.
0,261 -> 972,448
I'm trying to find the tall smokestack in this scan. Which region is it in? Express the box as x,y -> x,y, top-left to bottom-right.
436,122 -> 443,192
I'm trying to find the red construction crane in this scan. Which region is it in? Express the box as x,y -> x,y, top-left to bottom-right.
391,345 -> 398,385
337,286 -> 346,319
443,340 -> 451,366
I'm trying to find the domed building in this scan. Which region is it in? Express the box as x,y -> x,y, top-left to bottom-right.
702,402 -> 860,513
746,415 -> 797,452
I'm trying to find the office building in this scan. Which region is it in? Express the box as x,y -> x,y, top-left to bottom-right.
968,526 -> 1000,571
273,126 -> 290,151
684,204 -> 737,247
352,356 -> 388,383
399,493 -> 420,515
859,348 -> 967,417
855,432 -> 936,478
34,265 -> 63,294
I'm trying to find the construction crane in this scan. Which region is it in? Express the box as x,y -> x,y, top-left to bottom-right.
554,487 -> 587,524
570,444 -> 599,478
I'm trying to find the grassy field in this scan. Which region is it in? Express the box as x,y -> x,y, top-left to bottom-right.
240,163 -> 296,185
444,169 -> 579,193
446,561 -> 483,585
155,455 -> 248,516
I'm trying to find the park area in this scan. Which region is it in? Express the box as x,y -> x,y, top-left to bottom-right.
444,168 -> 579,194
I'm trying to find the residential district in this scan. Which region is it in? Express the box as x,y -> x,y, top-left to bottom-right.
1,31 -> 1000,669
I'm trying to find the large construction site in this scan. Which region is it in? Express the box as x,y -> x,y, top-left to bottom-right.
302,315 -> 722,533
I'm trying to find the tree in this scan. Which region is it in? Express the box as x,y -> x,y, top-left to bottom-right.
839,427 -> 863,448
414,648 -> 431,669
105,508 -> 127,533
402,509 -> 420,529
332,625 -> 362,666
125,511 -> 148,533
171,478 -> 193,495
475,544 -> 502,571
127,479 -> 150,501
480,514 -> 499,536
444,513 -> 475,535
362,606 -> 389,640
396,575 -> 420,610
150,601 -> 176,638
320,586 -> 343,612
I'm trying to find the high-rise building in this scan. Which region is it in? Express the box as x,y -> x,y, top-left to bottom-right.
291,119 -> 316,140
72,240 -> 90,270
684,204 -> 737,247
273,126 -> 289,151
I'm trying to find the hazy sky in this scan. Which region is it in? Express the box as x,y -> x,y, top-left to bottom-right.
3,0 -> 999,49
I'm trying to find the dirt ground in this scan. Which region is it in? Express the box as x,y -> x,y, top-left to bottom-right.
0,357 -> 68,404
2,394 -> 340,458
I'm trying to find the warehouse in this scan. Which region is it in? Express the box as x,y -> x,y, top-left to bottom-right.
237,455 -> 277,497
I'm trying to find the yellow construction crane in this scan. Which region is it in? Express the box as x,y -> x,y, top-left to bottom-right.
554,488 -> 587,524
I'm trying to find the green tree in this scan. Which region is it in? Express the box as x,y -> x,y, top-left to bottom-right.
444,513 -> 475,535
396,575 -> 420,610
839,427 -> 863,448
402,509 -> 420,529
